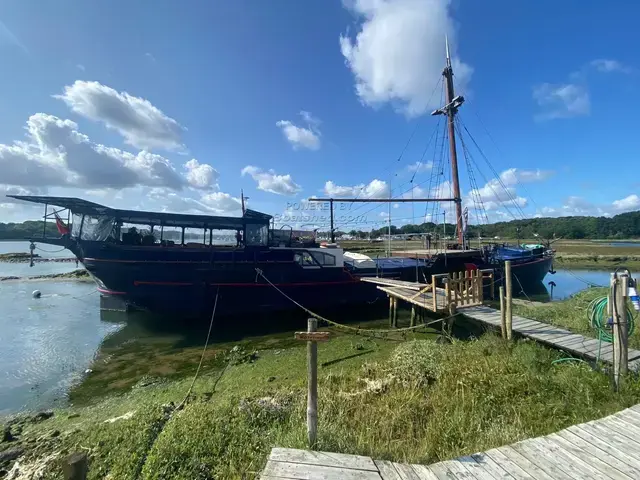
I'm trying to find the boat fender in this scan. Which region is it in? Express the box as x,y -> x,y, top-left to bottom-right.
32,290 -> 41,299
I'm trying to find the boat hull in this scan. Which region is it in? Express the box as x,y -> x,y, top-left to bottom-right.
73,242 -> 383,317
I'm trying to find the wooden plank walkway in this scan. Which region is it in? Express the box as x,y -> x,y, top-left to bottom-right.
261,404 -> 640,479
462,305 -> 640,370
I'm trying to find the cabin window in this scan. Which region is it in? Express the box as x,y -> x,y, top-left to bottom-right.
71,214 -> 83,237
245,223 -> 268,246
294,251 -> 317,267
183,227 -> 207,247
311,251 -> 336,266
80,215 -> 115,241
120,223 -> 158,245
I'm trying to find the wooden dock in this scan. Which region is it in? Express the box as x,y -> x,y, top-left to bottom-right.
462,305 -> 640,370
261,403 -> 640,479
361,276 -> 640,369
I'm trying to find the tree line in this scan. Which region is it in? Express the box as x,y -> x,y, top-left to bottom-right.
329,210 -> 640,240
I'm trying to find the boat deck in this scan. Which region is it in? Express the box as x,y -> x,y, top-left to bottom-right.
391,248 -> 480,258
260,403 -> 640,479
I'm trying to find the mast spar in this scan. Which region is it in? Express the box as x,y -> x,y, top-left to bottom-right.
432,35 -> 465,246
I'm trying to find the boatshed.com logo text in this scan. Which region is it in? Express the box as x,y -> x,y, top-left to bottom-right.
274,201 -> 368,225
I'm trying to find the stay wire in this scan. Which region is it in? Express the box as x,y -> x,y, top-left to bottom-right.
458,116 -> 528,219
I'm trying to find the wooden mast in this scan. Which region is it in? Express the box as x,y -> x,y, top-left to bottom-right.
444,37 -> 463,245
433,36 -> 465,246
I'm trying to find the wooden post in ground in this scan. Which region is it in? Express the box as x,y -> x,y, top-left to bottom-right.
499,286 -> 506,339
505,261 -> 513,340
306,318 -> 318,448
613,273 -> 630,391
63,452 -> 88,480
294,319 -> 330,448
388,295 -> 393,327
392,297 -> 398,328
431,275 -> 438,312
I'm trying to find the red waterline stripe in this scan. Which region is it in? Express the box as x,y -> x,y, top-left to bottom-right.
133,281 -> 194,286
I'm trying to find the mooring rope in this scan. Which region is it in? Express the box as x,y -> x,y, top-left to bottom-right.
255,268 -> 460,338
176,286 -> 220,410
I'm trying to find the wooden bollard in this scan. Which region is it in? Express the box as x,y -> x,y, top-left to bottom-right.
504,261 -> 513,340
410,306 -> 416,327
62,452 -> 88,480
499,286 -> 506,339
295,319 -> 330,448
612,273 -> 630,391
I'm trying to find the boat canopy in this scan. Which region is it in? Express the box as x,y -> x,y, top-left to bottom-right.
7,195 -> 271,229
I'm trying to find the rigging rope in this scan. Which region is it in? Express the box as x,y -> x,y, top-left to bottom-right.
176,286 -> 220,410
466,99 -> 542,212
255,268 -> 460,338
458,116 -> 528,219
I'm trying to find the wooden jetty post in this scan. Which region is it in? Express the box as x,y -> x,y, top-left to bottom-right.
62,452 -> 88,480
499,286 -> 506,339
295,319 -> 330,448
504,260 -> 513,340
612,273 -> 630,391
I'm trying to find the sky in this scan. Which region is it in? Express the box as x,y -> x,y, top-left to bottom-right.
1,0 -> 639,232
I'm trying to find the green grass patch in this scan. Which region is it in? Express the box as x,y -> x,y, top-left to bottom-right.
7,329 -> 640,479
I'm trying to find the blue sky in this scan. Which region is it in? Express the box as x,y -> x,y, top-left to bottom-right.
1,0 -> 639,230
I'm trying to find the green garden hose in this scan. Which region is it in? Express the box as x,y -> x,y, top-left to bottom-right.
588,296 -> 636,343
553,296 -> 636,366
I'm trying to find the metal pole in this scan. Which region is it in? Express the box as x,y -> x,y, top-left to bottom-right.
43,203 -> 48,238
329,199 -> 335,243
307,318 -> 318,448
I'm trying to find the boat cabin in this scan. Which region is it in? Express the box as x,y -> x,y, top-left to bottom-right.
8,195 -> 278,248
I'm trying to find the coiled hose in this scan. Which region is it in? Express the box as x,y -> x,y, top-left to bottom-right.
588,296 -> 636,343
553,296 -> 636,366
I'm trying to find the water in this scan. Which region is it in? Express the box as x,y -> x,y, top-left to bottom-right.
605,242 -> 640,248
0,281 -> 121,415
0,241 -> 78,277
543,269 -> 610,300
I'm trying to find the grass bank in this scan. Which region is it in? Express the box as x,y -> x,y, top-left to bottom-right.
511,287 -> 640,349
3,317 -> 640,479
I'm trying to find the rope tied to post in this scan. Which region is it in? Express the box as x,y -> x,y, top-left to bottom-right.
255,268 -> 461,339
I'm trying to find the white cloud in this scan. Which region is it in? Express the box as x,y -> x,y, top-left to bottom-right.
590,59 -> 632,74
276,111 -> 321,150
200,192 -> 243,215
76,64 -> 85,72
241,165 -> 302,196
55,80 -> 185,151
145,53 -> 157,63
499,168 -> 554,186
407,161 -> 433,173
393,203 -> 400,209
184,159 -> 218,189
339,0 -> 471,116
533,83 -> 590,120
324,179 -> 390,199
0,113 -> 190,191
613,194 -> 640,212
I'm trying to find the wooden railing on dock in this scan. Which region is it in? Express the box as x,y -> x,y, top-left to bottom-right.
361,268 -> 494,316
